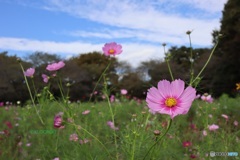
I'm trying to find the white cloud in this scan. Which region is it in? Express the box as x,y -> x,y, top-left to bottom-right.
0,37 -> 163,67
45,0 -> 225,46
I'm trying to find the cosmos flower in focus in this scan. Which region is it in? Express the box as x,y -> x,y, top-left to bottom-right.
24,68 -> 35,77
46,61 -> 65,71
146,79 -> 196,119
102,42 -> 122,56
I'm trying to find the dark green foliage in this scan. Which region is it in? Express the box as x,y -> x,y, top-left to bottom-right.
211,0 -> 240,97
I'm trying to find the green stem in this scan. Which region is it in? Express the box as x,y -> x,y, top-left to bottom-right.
19,63 -> 44,125
163,45 -> 174,81
143,118 -> 172,160
131,131 -> 137,160
190,41 -> 219,86
166,60 -> 174,81
89,62 -> 112,102
104,74 -> 118,159
188,33 -> 194,85
72,124 -> 112,158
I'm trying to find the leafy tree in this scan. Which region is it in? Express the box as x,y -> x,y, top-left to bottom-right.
211,0 -> 240,96
25,52 -> 61,67
0,52 -> 31,102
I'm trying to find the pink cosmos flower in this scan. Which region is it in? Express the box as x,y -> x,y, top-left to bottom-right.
221,114 -> 229,120
208,124 -> 219,131
5,121 -> 13,129
201,94 -> 213,103
0,102 -> 3,106
79,139 -> 90,144
53,158 -> 60,160
202,130 -> 207,136
120,89 -> 128,95
146,79 -> 196,119
42,74 -> 49,83
195,94 -> 201,99
82,110 -> 90,115
24,68 -> 35,77
54,112 -> 64,128
234,120 -> 238,126
107,121 -> 119,130
46,61 -> 65,71
102,42 -> 122,56
110,95 -> 115,103
182,141 -> 192,147
69,133 -> 78,142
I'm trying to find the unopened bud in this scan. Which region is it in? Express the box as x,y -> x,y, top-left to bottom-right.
186,30 -> 192,35
154,130 -> 161,136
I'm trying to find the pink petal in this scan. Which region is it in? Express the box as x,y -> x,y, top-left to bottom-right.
170,79 -> 185,98
157,80 -> 171,98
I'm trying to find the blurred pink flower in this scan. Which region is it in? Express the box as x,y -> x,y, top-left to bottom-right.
190,154 -> 197,159
82,110 -> 90,115
201,94 -> 213,103
102,42 -> 122,56
26,143 -> 31,147
24,68 -> 35,77
182,141 -> 192,147
42,74 -> 49,83
5,121 -> 13,129
202,130 -> 207,136
46,61 -> 65,71
146,79 -> 196,119
110,95 -> 115,103
107,121 -> 119,130
69,133 -> 78,142
54,112 -> 64,128
208,114 -> 213,118
221,114 -> 229,120
190,124 -> 196,130
120,89 -> 128,95
208,124 -> 219,131
195,94 -> 201,99
53,158 -> 60,160
234,120 -> 238,126
79,139 -> 90,144
0,102 -> 3,106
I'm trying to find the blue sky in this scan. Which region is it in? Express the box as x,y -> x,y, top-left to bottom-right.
0,0 -> 227,67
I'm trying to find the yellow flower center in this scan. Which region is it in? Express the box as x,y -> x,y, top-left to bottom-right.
165,97 -> 177,108
108,49 -> 115,54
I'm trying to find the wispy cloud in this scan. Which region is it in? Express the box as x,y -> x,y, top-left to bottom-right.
44,0 -> 226,46
0,37 -> 163,67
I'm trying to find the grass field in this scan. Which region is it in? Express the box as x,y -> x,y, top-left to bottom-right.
1,94 -> 239,160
